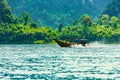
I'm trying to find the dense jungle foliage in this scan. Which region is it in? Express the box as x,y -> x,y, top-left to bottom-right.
0,0 -> 120,44
8,0 -> 112,27
102,0 -> 120,18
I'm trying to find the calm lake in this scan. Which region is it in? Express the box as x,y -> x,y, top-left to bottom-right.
0,44 -> 120,80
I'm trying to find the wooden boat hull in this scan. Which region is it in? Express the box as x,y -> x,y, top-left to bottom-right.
53,39 -> 71,47
54,39 -> 87,47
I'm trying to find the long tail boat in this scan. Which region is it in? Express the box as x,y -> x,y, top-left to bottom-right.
53,39 -> 87,47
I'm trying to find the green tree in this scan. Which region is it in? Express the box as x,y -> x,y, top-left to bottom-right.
22,12 -> 32,26
81,15 -> 92,27
0,0 -> 14,23
58,23 -> 63,32
81,15 -> 92,38
97,18 -> 102,25
110,16 -> 119,28
101,14 -> 109,26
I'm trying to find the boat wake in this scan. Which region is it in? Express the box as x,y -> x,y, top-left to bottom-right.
71,41 -> 108,48
89,41 -> 108,47
71,44 -> 84,48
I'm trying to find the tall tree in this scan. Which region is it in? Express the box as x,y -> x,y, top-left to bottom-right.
110,16 -> 119,28
22,12 -> 32,26
58,23 -> 63,32
0,0 -> 14,23
81,15 -> 92,27
81,15 -> 92,38
101,14 -> 109,26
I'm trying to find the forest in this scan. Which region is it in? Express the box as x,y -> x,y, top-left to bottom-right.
0,0 -> 120,44
8,0 -> 111,28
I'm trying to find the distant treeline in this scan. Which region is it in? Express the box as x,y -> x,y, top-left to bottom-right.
0,0 -> 120,44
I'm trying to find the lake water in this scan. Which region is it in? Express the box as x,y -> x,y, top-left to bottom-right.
0,44 -> 120,80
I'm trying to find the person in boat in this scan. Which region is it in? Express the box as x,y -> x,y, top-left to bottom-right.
80,39 -> 87,46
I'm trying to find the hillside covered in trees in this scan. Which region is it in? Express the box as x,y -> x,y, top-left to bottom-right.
8,0 -> 112,28
102,0 -> 120,18
0,0 -> 120,44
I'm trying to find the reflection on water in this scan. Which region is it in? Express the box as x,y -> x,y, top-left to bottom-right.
0,44 -> 120,80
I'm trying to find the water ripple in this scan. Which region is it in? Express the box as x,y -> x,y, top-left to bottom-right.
0,44 -> 120,79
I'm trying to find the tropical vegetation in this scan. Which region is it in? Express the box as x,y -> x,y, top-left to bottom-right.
8,0 -> 112,28
0,0 -> 120,44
